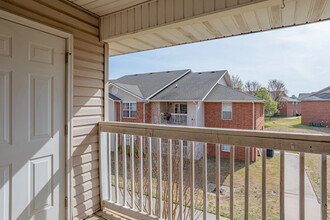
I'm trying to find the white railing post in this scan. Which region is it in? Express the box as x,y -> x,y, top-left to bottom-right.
123,134 -> 128,207
148,137 -> 153,215
299,152 -> 305,220
216,144 -> 221,220
131,135 -> 135,209
168,139 -> 173,220
158,138 -> 162,218
203,143 -> 208,220
244,147 -> 250,220
262,149 -> 266,220
108,133 -> 112,201
280,150 -> 285,220
179,140 -> 184,220
190,142 -> 195,220
230,145 -> 235,220
139,136 -> 144,212
99,129 -> 109,208
320,154 -> 327,220
115,133 -> 119,203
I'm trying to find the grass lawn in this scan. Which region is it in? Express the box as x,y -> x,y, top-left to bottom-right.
265,116 -> 330,217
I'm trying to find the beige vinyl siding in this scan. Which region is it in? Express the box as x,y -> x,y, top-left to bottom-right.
0,0 -> 104,219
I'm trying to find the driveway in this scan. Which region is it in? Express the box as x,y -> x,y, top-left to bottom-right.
284,152 -> 320,219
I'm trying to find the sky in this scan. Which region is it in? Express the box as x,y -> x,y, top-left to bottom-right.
109,20 -> 330,97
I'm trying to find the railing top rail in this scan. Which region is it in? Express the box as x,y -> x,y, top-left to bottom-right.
99,121 -> 330,154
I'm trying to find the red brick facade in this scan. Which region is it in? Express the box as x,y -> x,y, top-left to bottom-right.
277,101 -> 301,117
301,101 -> 330,126
204,102 -> 264,162
115,102 -> 151,123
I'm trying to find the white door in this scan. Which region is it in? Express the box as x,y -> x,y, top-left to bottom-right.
0,18 -> 65,220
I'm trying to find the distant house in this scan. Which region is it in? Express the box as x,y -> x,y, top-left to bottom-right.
300,86 -> 330,126
275,96 -> 301,117
109,69 -> 265,162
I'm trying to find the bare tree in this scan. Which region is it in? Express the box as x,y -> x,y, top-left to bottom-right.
244,80 -> 261,95
230,75 -> 243,91
267,79 -> 288,102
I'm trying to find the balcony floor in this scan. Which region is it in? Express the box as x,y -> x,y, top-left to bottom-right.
87,210 -> 133,220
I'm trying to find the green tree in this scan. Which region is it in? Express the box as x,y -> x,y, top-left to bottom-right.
254,87 -> 278,116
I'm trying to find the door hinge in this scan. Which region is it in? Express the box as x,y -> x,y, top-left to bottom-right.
65,196 -> 68,207
65,52 -> 71,63
65,125 -> 68,135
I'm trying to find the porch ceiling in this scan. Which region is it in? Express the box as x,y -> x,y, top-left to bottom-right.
67,0 -> 330,56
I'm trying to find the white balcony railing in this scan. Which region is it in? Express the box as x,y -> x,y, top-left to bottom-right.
98,121 -> 329,220
160,113 -> 187,126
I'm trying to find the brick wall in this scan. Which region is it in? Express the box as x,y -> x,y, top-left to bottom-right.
301,101 -> 330,126
204,102 -> 264,162
115,102 -> 152,123
277,101 -> 301,117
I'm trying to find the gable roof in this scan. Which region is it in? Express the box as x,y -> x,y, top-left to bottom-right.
110,69 -> 190,99
150,70 -> 227,101
204,84 -> 263,102
280,96 -> 300,102
298,93 -> 312,100
300,86 -> 330,101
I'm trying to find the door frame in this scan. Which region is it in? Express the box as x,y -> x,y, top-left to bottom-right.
0,9 -> 74,220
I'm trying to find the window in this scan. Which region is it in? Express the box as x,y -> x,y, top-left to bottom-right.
296,102 -> 298,106
222,103 -> 232,120
175,103 -> 187,114
221,144 -> 231,152
123,102 -> 137,118
125,135 -> 131,146
292,102 -> 294,106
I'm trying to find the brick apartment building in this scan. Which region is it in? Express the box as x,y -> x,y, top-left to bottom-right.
300,86 -> 330,126
109,69 -> 265,162
275,96 -> 301,117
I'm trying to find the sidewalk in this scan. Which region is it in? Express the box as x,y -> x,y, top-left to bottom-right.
284,152 -> 320,219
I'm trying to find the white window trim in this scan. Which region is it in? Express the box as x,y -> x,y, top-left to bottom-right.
123,101 -> 137,118
222,102 -> 232,120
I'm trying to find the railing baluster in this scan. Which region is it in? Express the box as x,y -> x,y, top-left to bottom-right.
168,139 -> 173,220
280,150 -> 285,220
190,142 -> 195,220
299,152 -> 305,220
139,136 -> 143,212
131,135 -> 135,209
320,154 -> 327,220
203,143 -> 208,220
230,145 -> 235,220
262,149 -> 266,220
216,144 -> 221,220
158,138 -> 162,218
148,137 -> 153,215
179,140 -> 184,220
108,133 -> 112,201
244,147 -> 250,220
123,134 -> 127,206
115,133 -> 119,203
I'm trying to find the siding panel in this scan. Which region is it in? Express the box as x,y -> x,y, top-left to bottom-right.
0,1 -> 105,219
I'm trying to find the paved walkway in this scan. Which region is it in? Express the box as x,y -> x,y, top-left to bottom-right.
284,152 -> 320,219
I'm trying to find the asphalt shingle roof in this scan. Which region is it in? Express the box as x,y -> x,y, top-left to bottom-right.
280,96 -> 300,102
299,86 -> 330,101
204,84 -> 263,102
150,70 -> 227,101
110,69 -> 190,99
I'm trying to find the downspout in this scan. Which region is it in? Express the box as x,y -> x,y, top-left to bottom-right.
252,102 -> 255,162
193,101 -> 198,126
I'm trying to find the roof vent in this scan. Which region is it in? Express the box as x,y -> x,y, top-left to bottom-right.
211,71 -> 215,73
175,84 -> 178,88
150,72 -> 153,74
198,72 -> 202,74
134,74 -> 138,76
167,71 -> 170,73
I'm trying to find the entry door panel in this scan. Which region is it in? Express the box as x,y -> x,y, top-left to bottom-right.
0,18 -> 65,220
